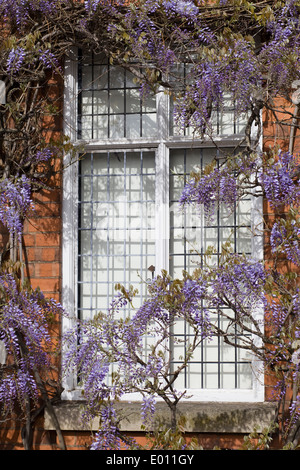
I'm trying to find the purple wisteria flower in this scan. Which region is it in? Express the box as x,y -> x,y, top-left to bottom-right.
0,175 -> 33,239
24,147 -> 54,165
164,0 -> 199,20
0,272 -> 62,417
90,404 -> 121,450
84,0 -> 124,13
260,152 -> 300,208
38,49 -> 60,70
182,278 -> 212,339
34,148 -> 54,163
210,255 -> 266,311
6,47 -> 26,74
0,0 -> 55,27
270,220 -> 300,267
141,394 -> 156,428
179,166 -> 238,220
270,221 -> 285,247
260,0 -> 300,90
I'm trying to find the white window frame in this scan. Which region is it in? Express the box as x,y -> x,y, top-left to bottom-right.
62,50 -> 265,402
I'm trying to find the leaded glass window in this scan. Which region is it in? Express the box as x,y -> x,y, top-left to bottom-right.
62,51 -> 263,399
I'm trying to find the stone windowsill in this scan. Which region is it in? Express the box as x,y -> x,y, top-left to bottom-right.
44,401 -> 277,434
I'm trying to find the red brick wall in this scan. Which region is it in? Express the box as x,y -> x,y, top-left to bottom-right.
262,101 -> 300,414
0,72 -> 64,450
23,187 -> 62,300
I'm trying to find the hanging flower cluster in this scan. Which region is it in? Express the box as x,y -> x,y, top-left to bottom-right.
270,218 -> 300,267
0,272 -> 62,417
6,47 -> 26,74
0,0 -> 55,28
0,175 -> 33,239
179,165 -> 238,220
210,255 -> 266,312
259,152 -> 300,208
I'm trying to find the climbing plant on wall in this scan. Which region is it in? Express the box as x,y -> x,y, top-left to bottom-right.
0,0 -> 300,450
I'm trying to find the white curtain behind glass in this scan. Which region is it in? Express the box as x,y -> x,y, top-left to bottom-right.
78,151 -> 156,321
169,148 -> 253,390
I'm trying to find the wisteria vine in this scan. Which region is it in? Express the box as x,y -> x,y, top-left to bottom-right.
0,0 -> 300,451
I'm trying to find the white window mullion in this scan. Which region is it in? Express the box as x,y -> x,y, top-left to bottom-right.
155,88 -> 170,276
155,143 -> 169,276
62,48 -> 80,398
